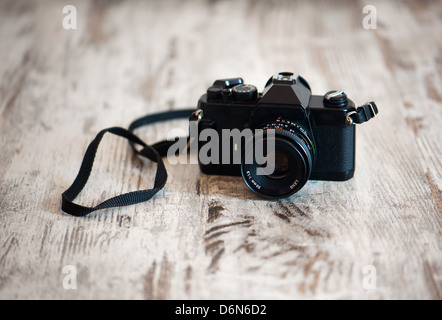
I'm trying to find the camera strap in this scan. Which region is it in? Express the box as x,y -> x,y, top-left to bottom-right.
61,108 -> 195,217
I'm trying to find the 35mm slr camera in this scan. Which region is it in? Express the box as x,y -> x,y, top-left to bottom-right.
193,72 -> 378,199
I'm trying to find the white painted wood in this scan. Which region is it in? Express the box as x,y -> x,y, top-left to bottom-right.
0,0 -> 440,299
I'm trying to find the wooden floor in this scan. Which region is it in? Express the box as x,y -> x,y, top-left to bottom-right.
0,0 -> 441,300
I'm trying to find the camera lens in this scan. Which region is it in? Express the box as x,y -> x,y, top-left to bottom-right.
267,151 -> 290,179
241,120 -> 315,199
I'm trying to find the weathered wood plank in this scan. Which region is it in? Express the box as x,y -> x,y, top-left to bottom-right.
0,0 -> 441,299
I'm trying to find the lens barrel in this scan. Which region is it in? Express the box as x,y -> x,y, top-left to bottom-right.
241,120 -> 315,199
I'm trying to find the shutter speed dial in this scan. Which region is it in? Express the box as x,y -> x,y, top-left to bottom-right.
232,84 -> 258,101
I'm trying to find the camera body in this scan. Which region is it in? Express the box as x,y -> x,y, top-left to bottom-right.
194,72 -> 370,198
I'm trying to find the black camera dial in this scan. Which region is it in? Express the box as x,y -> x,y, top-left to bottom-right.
232,84 -> 258,101
207,85 -> 223,100
323,90 -> 348,108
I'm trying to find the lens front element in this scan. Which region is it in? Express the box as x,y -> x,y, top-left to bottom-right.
241,120 -> 315,199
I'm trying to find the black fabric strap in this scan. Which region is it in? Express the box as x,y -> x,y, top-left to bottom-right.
128,109 -> 195,157
61,109 -> 195,217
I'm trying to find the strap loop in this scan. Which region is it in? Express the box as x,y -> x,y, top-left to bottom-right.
345,101 -> 378,125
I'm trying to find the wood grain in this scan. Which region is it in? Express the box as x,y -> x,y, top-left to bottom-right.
0,0 -> 441,299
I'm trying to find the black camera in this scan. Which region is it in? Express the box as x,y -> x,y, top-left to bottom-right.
192,72 -> 378,199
